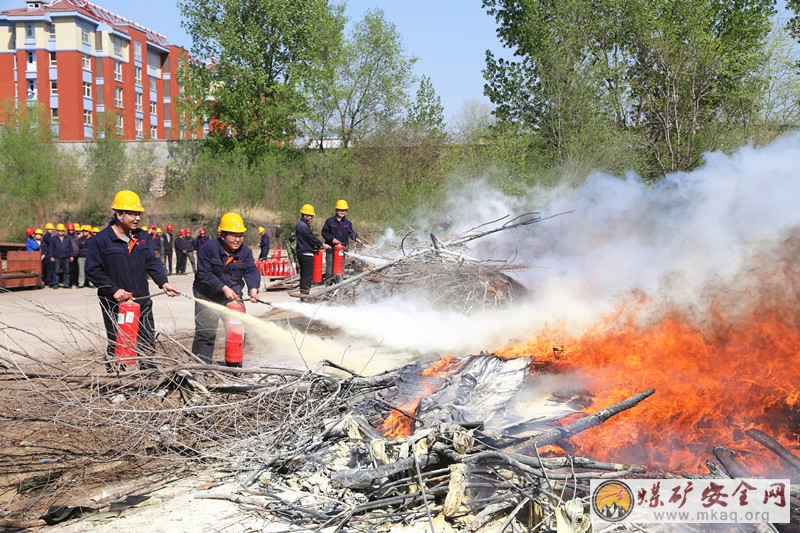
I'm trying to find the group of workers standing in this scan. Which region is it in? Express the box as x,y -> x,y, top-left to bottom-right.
25,223 -> 99,289
49,189 -> 361,371
295,199 -> 361,297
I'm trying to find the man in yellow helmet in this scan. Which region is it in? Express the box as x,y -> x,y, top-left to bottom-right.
85,190 -> 181,371
49,223 -> 73,288
321,199 -> 362,281
257,226 -> 271,260
296,204 -> 330,297
75,224 -> 92,288
42,222 -> 56,286
191,212 -> 260,365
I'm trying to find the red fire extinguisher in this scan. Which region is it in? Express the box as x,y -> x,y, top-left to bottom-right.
332,244 -> 345,276
312,249 -> 323,283
224,300 -> 245,367
115,300 -> 140,365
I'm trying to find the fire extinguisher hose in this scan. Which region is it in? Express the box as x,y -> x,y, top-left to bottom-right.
132,290 -> 166,300
235,297 -> 272,306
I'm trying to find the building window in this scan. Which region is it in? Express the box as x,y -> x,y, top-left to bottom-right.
83,109 -> 92,125
136,118 -> 143,138
27,79 -> 36,99
115,87 -> 123,108
27,51 -> 35,65
48,23 -> 56,39
51,108 -> 58,123
82,54 -> 91,70
147,52 -> 160,71
83,82 -> 91,98
115,114 -> 123,135
134,42 -> 142,62
114,61 -> 122,81
134,67 -> 141,86
149,78 -> 157,91
150,125 -> 157,139
49,51 -> 56,66
149,101 -> 157,114
135,92 -> 143,112
25,23 -> 34,39
113,37 -> 122,56
50,80 -> 57,95
81,28 -> 90,45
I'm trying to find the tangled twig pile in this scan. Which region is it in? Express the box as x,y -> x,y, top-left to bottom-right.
295,212 -> 565,311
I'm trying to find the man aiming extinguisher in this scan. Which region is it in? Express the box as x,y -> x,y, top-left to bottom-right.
321,199 -> 362,280
191,212 -> 260,366
85,190 -> 181,372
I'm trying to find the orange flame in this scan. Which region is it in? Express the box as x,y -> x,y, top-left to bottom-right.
379,355 -> 460,440
496,280 -> 800,473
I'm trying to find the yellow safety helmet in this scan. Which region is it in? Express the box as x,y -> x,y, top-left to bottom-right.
218,212 -> 246,233
110,190 -> 144,212
34,228 -> 43,235
56,223 -> 66,231
258,226 -> 265,234
156,227 -> 162,233
335,199 -> 349,211
300,204 -> 315,216
82,224 -> 92,231
92,226 -> 99,233
45,222 -> 55,230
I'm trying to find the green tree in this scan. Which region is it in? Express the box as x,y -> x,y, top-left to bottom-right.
751,19 -> 800,137
483,0 -> 776,178
178,0 -> 345,157
84,114 -> 129,212
332,9 -> 417,147
0,103 -> 75,238
405,75 -> 446,143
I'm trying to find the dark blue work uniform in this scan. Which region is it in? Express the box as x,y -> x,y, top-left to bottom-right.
191,237 -> 260,363
295,218 -> 323,294
85,221 -> 170,369
258,232 -> 271,260
321,215 -> 359,278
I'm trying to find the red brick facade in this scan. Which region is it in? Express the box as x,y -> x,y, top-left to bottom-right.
0,0 -> 199,141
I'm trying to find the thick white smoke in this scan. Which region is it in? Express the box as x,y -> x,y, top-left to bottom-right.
285,133 -> 800,361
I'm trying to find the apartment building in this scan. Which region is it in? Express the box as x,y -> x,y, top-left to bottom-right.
0,0 -> 196,141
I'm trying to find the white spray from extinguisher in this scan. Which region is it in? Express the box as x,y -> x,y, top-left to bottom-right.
188,296 -> 411,374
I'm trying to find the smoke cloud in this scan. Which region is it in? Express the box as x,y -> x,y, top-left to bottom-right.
286,133 -> 800,364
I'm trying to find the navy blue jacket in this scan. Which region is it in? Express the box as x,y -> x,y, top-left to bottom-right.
193,237 -> 260,302
85,221 -> 169,300
50,234 -> 74,259
321,216 -> 359,248
42,232 -> 53,258
295,218 -> 323,254
259,233 -> 271,258
175,235 -> 195,253
76,236 -> 90,258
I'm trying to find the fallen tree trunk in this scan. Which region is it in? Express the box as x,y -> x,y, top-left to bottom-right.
746,429 -> 800,475
509,388 -> 656,454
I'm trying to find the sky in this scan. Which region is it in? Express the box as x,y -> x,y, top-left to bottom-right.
0,0 -> 506,124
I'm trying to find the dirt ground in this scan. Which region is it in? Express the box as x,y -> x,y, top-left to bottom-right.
0,272 -> 323,532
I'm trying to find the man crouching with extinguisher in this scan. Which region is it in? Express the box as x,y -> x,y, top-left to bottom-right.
86,190 -> 181,372
191,212 -> 260,367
